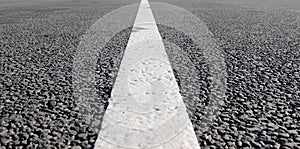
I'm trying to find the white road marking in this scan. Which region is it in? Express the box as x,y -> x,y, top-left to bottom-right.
94,0 -> 200,148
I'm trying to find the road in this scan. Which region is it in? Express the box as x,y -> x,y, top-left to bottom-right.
0,0 -> 299,148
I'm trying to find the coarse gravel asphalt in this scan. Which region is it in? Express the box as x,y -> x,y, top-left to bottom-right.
151,0 -> 300,148
0,0 -> 138,148
0,0 -> 300,148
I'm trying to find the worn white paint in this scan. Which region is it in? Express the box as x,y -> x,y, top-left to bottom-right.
94,0 -> 199,148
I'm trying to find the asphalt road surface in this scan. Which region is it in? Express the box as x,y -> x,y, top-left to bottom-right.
0,0 -> 299,148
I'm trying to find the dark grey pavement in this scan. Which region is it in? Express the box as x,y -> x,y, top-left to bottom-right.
1,0 -> 300,148
0,0 -> 138,148
150,0 -> 300,148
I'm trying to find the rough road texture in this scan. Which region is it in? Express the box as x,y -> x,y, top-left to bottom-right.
1,0 -> 300,148
0,0 -> 137,148
152,0 -> 300,148
158,24 -> 211,139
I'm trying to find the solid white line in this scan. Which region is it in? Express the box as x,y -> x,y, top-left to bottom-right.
94,0 -> 199,148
